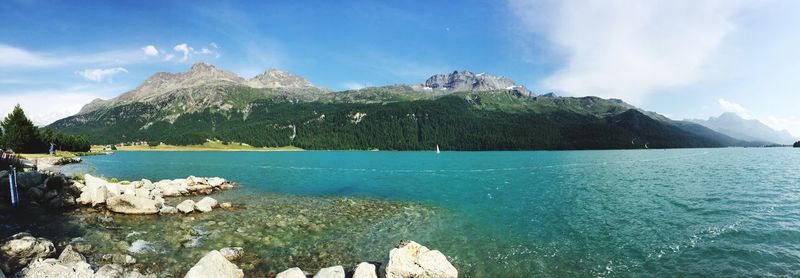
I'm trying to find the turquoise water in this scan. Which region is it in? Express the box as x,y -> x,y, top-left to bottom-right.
62,148 -> 800,277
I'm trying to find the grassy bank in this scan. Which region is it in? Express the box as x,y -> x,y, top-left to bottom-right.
110,141 -> 303,152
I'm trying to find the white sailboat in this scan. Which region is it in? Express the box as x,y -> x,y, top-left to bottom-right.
436,144 -> 441,154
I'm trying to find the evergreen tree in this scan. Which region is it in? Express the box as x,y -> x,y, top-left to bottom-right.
794,141 -> 800,148
1,104 -> 41,153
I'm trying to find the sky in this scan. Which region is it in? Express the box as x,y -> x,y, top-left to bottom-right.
1,0 -> 799,137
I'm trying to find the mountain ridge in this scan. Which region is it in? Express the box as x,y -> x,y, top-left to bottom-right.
52,62 -> 758,150
690,112 -> 798,145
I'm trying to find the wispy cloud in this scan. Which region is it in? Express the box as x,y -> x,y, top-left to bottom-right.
509,0 -> 746,102
173,43 -> 193,62
75,67 -> 128,82
342,82 -> 373,90
0,43 -> 149,68
717,98 -> 749,118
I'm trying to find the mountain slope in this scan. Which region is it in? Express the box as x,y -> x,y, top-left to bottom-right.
50,63 -> 752,150
690,112 -> 798,144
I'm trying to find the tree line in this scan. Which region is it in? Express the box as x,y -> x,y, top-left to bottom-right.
1,104 -> 90,153
50,96 -> 728,151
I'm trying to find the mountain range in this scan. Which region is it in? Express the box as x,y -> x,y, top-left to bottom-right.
49,62 -> 761,150
690,112 -> 798,145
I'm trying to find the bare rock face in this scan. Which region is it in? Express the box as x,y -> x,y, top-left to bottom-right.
414,70 -> 533,96
248,69 -> 315,89
106,195 -> 159,214
276,267 -> 306,278
313,265 -> 344,278
380,240 -> 457,278
184,250 -> 244,278
0,233 -> 56,274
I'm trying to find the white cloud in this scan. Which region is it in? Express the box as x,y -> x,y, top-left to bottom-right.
0,85 -> 129,125
509,0 -> 746,102
717,98 -> 748,116
173,43 -> 193,62
164,53 -> 175,61
1,44 -> 150,68
762,116 -> 800,138
75,67 -> 128,82
142,45 -> 159,56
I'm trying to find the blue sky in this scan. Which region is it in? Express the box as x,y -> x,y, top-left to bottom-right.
1,0 -> 799,137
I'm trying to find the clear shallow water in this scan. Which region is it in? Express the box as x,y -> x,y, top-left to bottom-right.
60,148 -> 800,277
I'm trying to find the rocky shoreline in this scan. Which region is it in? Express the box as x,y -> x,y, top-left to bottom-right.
0,170 -> 458,277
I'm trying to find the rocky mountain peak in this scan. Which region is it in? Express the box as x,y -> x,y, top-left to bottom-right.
247,69 -> 314,89
413,70 -> 533,96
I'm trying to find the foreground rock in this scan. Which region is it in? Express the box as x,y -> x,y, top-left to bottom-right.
0,233 -> 56,274
276,267 -> 306,278
177,200 -> 196,214
218,247 -> 244,261
184,250 -> 244,278
313,265 -> 344,278
352,262 -> 378,278
381,240 -> 457,278
194,197 -> 218,213
14,258 -> 95,278
106,195 -> 159,214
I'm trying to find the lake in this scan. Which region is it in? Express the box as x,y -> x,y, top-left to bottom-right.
60,148 -> 800,277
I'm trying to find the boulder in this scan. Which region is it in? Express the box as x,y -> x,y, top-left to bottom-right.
83,174 -> 108,188
177,200 -> 196,214
219,202 -> 233,209
48,192 -> 76,210
95,263 -> 124,278
14,258 -> 94,278
352,262 -> 378,278
44,175 -> 69,191
276,267 -> 306,278
57,245 -> 85,264
106,195 -> 159,214
0,233 -> 56,274
15,171 -> 43,190
184,250 -> 244,278
78,182 -> 109,206
207,177 -> 225,187
381,240 -> 457,278
161,184 -> 182,197
134,188 -> 151,199
25,187 -> 44,201
159,205 -> 178,214
195,197 -> 218,213
218,247 -> 244,261
313,265 -> 344,278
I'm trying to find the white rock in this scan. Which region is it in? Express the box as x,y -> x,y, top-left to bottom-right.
83,174 -> 107,188
352,262 -> 378,278
106,195 -> 159,214
161,184 -> 182,197
15,258 -> 94,278
195,197 -> 218,213
276,267 -> 306,278
134,188 -> 151,199
207,177 -> 225,187
313,265 -> 344,278
177,200 -> 196,214
95,263 -> 124,278
57,245 -> 85,264
159,205 -> 178,214
381,240 -> 457,278
0,233 -> 56,274
184,250 -> 243,278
